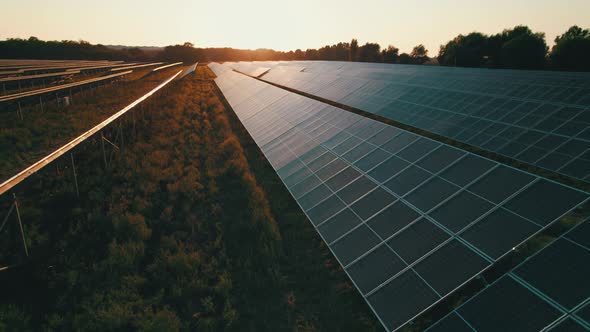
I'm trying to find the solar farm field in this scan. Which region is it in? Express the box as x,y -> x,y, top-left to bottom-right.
0,64 -> 382,331
0,58 -> 588,332
0,59 -> 190,183
210,61 -> 590,331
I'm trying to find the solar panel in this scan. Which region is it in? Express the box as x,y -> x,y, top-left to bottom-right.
0,61 -> 119,76
0,71 -> 131,104
455,276 -> 563,332
152,62 -> 183,72
231,62 -> 271,77
211,63 -> 589,331
427,219 -> 590,332
179,62 -> 198,79
577,302 -> 590,325
232,61 -> 590,183
514,239 -> 590,310
0,70 -> 80,83
427,313 -> 474,332
110,62 -> 164,72
547,318 -> 589,332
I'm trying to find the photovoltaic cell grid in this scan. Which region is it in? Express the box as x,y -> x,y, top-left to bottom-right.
229,61 -> 590,183
230,62 -> 274,77
210,63 -> 589,332
426,219 -> 590,332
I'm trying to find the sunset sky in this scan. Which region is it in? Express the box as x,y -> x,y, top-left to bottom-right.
1,0 -> 589,54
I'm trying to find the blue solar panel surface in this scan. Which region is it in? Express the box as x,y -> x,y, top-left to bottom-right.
427,218 -> 590,332
210,63 -> 589,332
226,61 -> 590,183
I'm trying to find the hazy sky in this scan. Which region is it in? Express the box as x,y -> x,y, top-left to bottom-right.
1,0 -> 589,54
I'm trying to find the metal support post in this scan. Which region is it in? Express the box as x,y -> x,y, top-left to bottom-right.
13,194 -> 28,257
119,121 -> 124,149
17,102 -> 23,120
71,153 -> 79,197
0,203 -> 16,234
101,132 -> 108,168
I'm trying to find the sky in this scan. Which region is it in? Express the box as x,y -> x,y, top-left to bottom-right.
1,0 -> 589,54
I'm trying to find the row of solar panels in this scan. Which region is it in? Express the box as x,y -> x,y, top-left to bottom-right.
234,60 -> 590,91
0,60 -> 126,76
0,62 -> 167,85
209,62 -> 589,332
0,62 -> 181,104
0,68 -> 185,195
0,70 -> 82,83
0,59 -> 122,67
427,218 -> 590,332
223,61 -> 590,184
0,71 -> 131,104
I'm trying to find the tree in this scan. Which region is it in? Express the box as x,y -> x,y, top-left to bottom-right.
438,32 -> 488,67
294,49 -> 304,60
161,43 -> 198,63
358,42 -> 381,62
496,26 -> 548,69
304,48 -> 320,60
316,42 -> 350,61
410,44 -> 429,64
398,53 -> 412,64
439,26 -> 548,69
349,38 -> 358,61
550,25 -> 590,71
127,47 -> 145,59
381,45 -> 399,63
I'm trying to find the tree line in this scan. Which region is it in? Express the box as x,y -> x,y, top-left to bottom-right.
438,25 -> 590,70
0,37 -> 155,61
2,24 -> 589,70
158,41 -> 429,65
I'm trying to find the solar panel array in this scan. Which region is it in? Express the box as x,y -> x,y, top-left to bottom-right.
210,63 -> 589,332
110,62 -> 164,72
0,71 -> 132,104
225,61 -> 590,183
426,218 -> 590,332
0,60 -> 125,76
0,70 -> 183,194
150,62 -> 180,72
0,70 -> 81,83
231,62 -> 271,77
